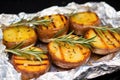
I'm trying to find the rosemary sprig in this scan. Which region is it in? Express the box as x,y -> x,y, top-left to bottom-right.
93,26 -> 120,38
50,31 -> 96,48
10,18 -> 52,28
94,26 -> 120,33
5,47 -> 47,62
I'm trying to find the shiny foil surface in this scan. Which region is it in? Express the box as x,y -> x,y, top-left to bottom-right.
0,2 -> 120,80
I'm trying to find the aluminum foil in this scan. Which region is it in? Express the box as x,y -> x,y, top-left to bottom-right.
0,2 -> 120,80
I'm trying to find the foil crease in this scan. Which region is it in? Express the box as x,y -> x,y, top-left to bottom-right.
0,2 -> 120,80
0,32 -> 21,80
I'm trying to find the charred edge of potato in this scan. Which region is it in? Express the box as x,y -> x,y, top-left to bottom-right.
48,41 -> 91,69
70,11 -> 100,35
2,26 -> 37,49
85,28 -> 120,55
36,14 -> 69,43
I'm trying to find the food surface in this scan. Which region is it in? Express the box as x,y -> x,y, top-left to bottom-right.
1,2 -> 120,80
70,12 -> 100,35
85,27 -> 120,55
48,35 -> 91,69
36,14 -> 69,43
11,47 -> 50,80
3,26 -> 37,49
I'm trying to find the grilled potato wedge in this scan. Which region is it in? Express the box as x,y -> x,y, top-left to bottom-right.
48,41 -> 90,69
3,26 -> 37,49
85,28 -> 120,55
36,14 -> 69,43
11,47 -> 50,80
70,12 -> 100,35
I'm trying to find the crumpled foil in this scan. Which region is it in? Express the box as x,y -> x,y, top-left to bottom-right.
0,2 -> 120,80
0,30 -> 21,80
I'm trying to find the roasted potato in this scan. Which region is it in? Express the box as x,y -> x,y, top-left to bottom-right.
48,40 -> 90,69
70,11 -> 100,35
3,26 -> 37,49
11,47 -> 50,80
85,28 -> 120,55
36,14 -> 69,43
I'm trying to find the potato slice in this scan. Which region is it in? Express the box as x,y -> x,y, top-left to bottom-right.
11,47 -> 50,80
48,41 -> 90,69
85,28 -> 120,55
3,26 -> 37,49
36,14 -> 69,43
70,12 -> 100,35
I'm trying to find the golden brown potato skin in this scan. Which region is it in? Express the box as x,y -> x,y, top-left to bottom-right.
11,47 -> 50,80
70,12 -> 100,35
36,14 -> 69,43
48,41 -> 90,69
3,26 -> 37,49
85,28 -> 120,55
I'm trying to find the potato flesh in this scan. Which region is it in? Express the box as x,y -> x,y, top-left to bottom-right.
12,47 -> 50,79
113,32 -> 120,42
104,31 -> 120,47
41,14 -> 66,30
71,12 -> 98,26
37,14 -> 69,43
48,41 -> 90,63
59,42 -> 84,62
3,26 -> 36,42
17,65 -> 47,72
14,60 -> 49,65
85,29 -> 107,49
85,29 -> 120,50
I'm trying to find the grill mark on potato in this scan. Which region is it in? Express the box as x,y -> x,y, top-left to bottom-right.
16,63 -> 48,66
13,59 -> 49,65
50,15 -> 57,28
64,15 -> 67,24
93,29 -> 108,49
51,21 -> 56,28
59,15 -> 65,27
15,64 -> 48,67
15,62 -> 48,66
110,31 -> 120,43
55,14 -> 64,28
13,55 -> 48,60
59,44 -> 65,60
40,16 -> 47,30
102,31 -> 116,48
108,31 -> 120,46
47,15 -> 54,29
60,15 -> 65,26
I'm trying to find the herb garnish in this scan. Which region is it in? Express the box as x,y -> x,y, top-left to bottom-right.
93,26 -> 120,38
50,31 -> 96,48
5,45 -> 47,62
94,26 -> 120,33
10,18 -> 52,28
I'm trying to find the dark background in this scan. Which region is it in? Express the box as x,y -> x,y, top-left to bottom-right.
0,0 -> 120,14
0,0 -> 120,80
